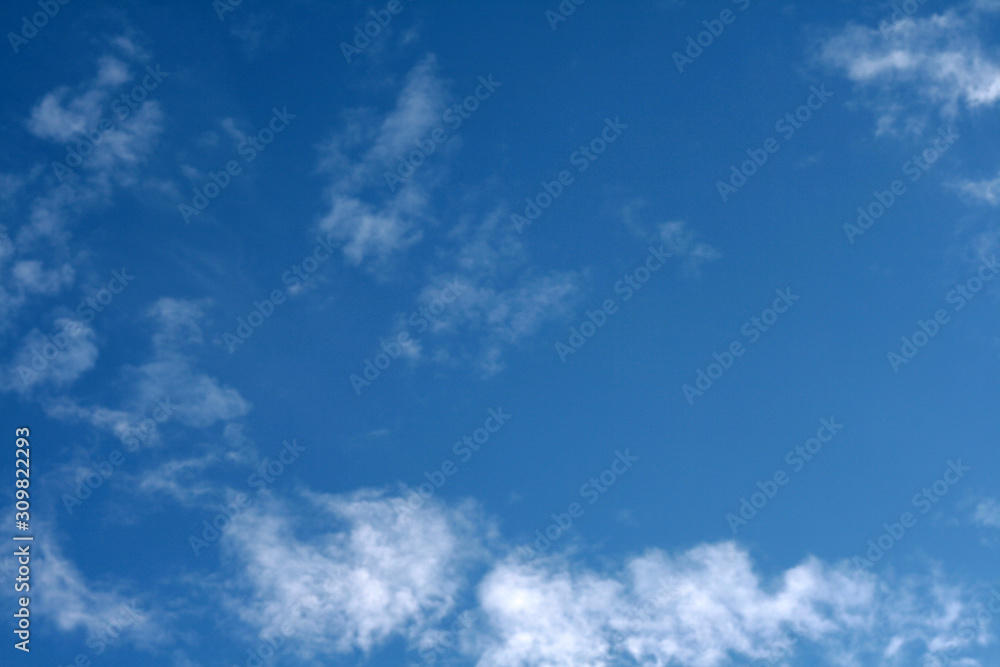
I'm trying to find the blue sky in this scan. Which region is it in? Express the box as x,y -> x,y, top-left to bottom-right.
1,0 -> 1000,665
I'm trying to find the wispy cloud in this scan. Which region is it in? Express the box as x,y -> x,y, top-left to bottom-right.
399,209 -> 581,376
819,1 -> 1000,134
22,55 -> 165,243
957,169 -> 1000,205
657,220 -> 722,278
21,524 -> 168,649
973,497 -> 1000,528
621,202 -> 720,278
317,56 -> 448,267
2,319 -> 98,394
0,38 -> 165,335
40,298 -> 250,446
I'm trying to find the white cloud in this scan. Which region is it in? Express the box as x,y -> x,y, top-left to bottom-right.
25,297 -> 253,524
973,497 -> 1000,528
219,117 -> 245,144
18,48 -> 164,247
212,489 -> 989,666
29,89 -> 106,144
401,210 -> 581,375
81,100 -> 164,183
135,454 -> 220,504
319,193 -> 428,265
146,297 -> 208,348
2,319 -> 98,393
436,272 -> 580,376
475,558 -> 624,666
11,259 -> 75,295
957,169 -> 1000,205
317,56 -> 448,266
819,2 -> 1000,132
0,39 -> 165,333
120,298 -> 251,429
950,165 -> 1000,271
620,203 -> 720,278
36,298 -> 249,441
128,357 -> 250,429
316,58 -> 581,373
109,35 -> 148,60
219,489 -> 490,659
0,258 -> 75,333
658,220 -> 722,278
27,56 -> 136,142
476,544 -> 984,667
0,172 -> 25,201
95,55 -> 132,87
19,525 -> 166,648
227,9 -> 278,58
